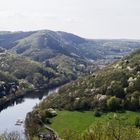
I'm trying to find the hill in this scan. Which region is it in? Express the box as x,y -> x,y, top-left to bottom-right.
39,49 -> 140,112
0,30 -> 140,74
0,50 -> 75,108
25,49 -> 140,140
0,30 -> 140,110
0,30 -> 139,60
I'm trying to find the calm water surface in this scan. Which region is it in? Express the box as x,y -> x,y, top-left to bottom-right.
0,88 -> 58,135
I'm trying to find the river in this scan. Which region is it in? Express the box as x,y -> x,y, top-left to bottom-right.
0,88 -> 58,136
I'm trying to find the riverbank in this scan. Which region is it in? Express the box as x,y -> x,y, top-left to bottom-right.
0,87 -> 59,139
0,91 -> 25,112
0,86 -> 59,112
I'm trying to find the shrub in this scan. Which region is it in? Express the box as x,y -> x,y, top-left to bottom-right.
94,110 -> 102,117
0,131 -> 23,140
135,117 -> 140,128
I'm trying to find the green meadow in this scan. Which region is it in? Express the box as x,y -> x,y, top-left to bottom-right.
49,111 -> 140,138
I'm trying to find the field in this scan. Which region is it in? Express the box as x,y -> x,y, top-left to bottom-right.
49,111 -> 140,138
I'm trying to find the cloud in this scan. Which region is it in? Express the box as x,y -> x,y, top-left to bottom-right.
0,0 -> 140,38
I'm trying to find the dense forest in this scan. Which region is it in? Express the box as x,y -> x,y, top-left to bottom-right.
37,50 -> 140,112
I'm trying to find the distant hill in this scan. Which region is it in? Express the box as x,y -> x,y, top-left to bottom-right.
0,30 -> 139,61
0,30 -> 140,77
42,49 -> 140,111
0,31 -> 35,49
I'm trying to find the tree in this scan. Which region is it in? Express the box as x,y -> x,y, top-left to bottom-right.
106,81 -> 125,98
0,131 -> 23,140
134,78 -> 140,91
107,96 -> 121,111
33,73 -> 48,88
129,91 -> 140,110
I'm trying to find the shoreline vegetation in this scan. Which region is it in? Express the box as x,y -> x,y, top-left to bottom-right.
0,85 -> 60,113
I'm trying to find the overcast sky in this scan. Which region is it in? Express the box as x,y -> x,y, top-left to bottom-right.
0,0 -> 139,39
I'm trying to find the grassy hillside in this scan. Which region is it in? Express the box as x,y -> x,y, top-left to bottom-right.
0,31 -> 35,49
26,110 -> 140,140
2,31 -> 139,61
49,111 -> 140,139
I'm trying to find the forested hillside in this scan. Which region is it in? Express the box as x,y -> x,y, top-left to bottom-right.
39,49 -> 140,111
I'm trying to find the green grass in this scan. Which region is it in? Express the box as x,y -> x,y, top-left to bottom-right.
49,110 -> 140,138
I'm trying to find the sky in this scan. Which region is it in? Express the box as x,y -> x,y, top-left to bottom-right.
0,0 -> 140,39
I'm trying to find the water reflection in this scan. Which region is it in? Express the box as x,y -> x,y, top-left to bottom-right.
0,88 -> 55,112
0,88 -> 59,133
0,98 -> 25,113
25,89 -> 49,100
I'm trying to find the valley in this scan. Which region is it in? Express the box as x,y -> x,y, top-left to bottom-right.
0,0 -> 140,140
25,48 -> 140,140
0,30 -> 140,140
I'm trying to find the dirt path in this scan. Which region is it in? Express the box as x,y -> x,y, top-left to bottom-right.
44,124 -> 60,140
